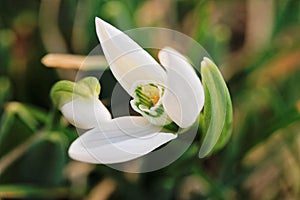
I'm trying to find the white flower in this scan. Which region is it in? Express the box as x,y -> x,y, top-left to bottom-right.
54,17 -> 207,164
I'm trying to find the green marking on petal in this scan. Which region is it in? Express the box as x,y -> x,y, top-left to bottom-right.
131,83 -> 173,126
140,104 -> 164,118
135,86 -> 153,108
50,77 -> 101,109
134,84 -> 161,109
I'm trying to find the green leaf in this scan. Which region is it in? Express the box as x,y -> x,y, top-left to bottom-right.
0,111 -> 15,148
0,132 -> 66,186
0,77 -> 11,107
198,58 -> 233,158
0,103 -> 48,159
5,102 -> 46,132
50,76 -> 101,109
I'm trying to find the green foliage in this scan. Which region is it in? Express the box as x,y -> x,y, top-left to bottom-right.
0,0 -> 300,199
0,77 -> 11,107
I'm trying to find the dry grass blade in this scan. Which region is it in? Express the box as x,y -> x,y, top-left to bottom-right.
85,178 -> 117,200
41,54 -> 108,70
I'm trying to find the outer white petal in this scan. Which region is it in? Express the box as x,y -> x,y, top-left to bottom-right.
61,97 -> 111,129
68,116 -> 177,164
158,47 -> 204,128
95,17 -> 166,96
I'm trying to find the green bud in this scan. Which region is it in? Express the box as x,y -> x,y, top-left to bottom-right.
50,77 -> 101,109
198,58 -> 233,158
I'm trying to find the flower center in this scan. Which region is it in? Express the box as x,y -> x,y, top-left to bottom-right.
135,83 -> 161,109
130,83 -> 172,126
130,82 -> 179,132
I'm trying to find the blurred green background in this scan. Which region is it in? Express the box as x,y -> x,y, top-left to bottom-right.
1,0 -> 300,199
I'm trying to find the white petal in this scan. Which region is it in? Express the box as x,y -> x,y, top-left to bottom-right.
95,17 -> 166,96
68,116 -> 177,164
61,97 -> 111,129
158,47 -> 204,128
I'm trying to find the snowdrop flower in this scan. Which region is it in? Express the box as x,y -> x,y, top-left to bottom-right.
51,17 -> 208,164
